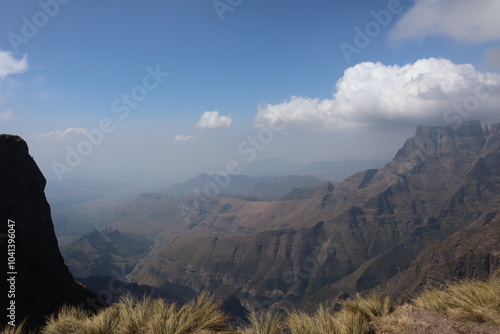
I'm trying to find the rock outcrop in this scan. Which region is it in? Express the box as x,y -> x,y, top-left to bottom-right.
121,121 -> 500,307
0,135 -> 95,329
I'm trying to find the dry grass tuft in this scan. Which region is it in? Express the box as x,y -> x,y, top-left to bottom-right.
84,305 -> 121,334
0,321 -> 28,334
333,309 -> 371,334
243,293 -> 391,334
41,305 -> 90,334
39,292 -> 231,334
414,277 -> 500,324
156,291 -> 230,334
239,308 -> 285,334
340,293 -> 391,320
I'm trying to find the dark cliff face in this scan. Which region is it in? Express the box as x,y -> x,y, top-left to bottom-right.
0,135 -> 94,328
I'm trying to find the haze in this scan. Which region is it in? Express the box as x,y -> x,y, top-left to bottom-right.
1,0 -> 500,186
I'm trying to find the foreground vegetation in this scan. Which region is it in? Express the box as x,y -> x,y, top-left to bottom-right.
414,276 -> 500,325
2,277 -> 499,334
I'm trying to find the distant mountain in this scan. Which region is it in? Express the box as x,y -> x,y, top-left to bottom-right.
60,228 -> 154,278
48,173 -> 328,244
243,157 -> 389,181
56,121 -> 500,310
47,159 -> 384,244
0,135 -> 95,329
164,173 -> 328,200
119,120 -> 500,306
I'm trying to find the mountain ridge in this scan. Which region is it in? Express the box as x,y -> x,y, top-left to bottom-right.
127,120 -> 500,307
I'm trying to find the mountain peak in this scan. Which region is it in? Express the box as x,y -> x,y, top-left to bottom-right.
395,120 -> 489,163
415,120 -> 484,139
0,134 -> 29,157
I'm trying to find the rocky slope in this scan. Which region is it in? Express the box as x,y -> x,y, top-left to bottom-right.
0,135 -> 95,329
123,121 -> 500,307
60,227 -> 154,278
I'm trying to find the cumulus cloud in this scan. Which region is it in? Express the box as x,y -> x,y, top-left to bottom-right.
254,58 -> 500,129
389,0 -> 500,42
0,109 -> 14,123
0,50 -> 28,79
195,111 -> 232,129
174,134 -> 194,142
31,128 -> 89,140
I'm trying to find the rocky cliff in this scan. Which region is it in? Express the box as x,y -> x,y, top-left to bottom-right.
0,135 -> 94,328
121,121 -> 500,307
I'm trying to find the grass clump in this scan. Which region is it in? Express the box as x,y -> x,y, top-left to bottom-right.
40,292 -> 231,334
41,305 -> 90,334
240,308 -> 285,334
149,291 -> 230,334
339,293 -> 391,320
251,294 -> 392,334
414,277 -> 500,324
0,321 -> 28,334
287,305 -> 338,334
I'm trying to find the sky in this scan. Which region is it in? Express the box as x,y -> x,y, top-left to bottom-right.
1,0 -> 500,184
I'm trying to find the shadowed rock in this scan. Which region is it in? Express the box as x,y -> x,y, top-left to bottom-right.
0,134 -> 96,329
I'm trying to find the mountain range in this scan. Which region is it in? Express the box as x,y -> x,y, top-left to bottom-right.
59,120 -> 500,310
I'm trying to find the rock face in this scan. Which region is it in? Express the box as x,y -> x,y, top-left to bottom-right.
0,135 -> 94,328
117,121 -> 500,307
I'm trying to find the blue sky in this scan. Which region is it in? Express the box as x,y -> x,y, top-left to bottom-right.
1,0 -> 500,183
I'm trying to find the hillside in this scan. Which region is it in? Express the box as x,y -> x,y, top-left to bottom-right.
125,121 -> 500,306
58,120 -> 500,310
60,228 -> 154,278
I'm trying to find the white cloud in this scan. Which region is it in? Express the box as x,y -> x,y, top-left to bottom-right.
31,128 -> 89,140
174,134 -> 194,142
195,111 -> 232,129
0,109 -> 14,123
254,58 -> 500,129
0,50 -> 28,79
389,0 -> 500,42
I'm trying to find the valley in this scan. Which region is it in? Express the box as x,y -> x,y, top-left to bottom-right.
56,120 -> 500,312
